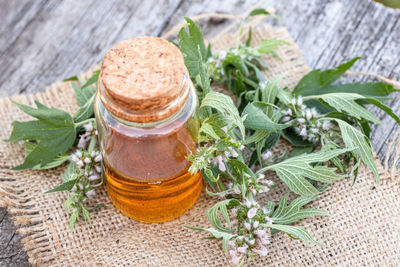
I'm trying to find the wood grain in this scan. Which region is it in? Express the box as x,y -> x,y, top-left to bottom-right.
1,0 -> 399,265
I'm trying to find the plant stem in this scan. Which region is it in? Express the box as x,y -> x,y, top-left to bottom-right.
75,118 -> 95,128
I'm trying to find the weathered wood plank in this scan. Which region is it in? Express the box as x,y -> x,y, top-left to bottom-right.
1,0 -> 400,266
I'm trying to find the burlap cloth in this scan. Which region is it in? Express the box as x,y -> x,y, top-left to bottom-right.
1,26 -> 399,267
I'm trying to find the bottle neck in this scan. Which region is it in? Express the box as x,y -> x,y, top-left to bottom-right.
96,76 -> 197,129
98,68 -> 191,124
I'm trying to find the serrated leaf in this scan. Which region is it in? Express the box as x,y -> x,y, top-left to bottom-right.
80,70 -> 100,89
222,53 -> 249,76
260,74 -> 284,117
7,100 -> 77,170
73,93 -> 95,123
264,224 -> 324,246
333,119 -> 379,182
275,168 -> 319,196
185,226 -> 235,255
365,97 -> 400,126
206,199 -> 240,232
72,83 -> 96,107
178,17 -> 207,82
201,91 -> 245,138
44,178 -> 77,194
199,121 -> 220,140
302,82 -> 399,99
242,102 -> 288,131
293,57 -> 360,96
23,142 -> 69,170
271,194 -> 329,225
259,148 -> 351,196
255,39 -> 290,55
62,161 -> 77,182
313,93 -> 380,123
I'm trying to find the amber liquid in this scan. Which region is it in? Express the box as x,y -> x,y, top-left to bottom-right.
100,115 -> 203,222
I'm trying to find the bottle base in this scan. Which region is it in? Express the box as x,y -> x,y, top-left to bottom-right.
105,168 -> 203,223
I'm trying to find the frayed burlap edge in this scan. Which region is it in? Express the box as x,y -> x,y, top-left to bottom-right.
0,25 -> 399,267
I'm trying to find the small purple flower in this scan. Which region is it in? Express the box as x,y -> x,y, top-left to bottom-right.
244,222 -> 251,231
253,245 -> 268,257
228,147 -> 239,158
297,96 -> 303,106
94,154 -> 102,162
297,118 -> 306,124
84,123 -> 93,132
247,207 -> 257,219
85,190 -> 96,198
84,157 -> 91,164
88,174 -> 99,181
216,155 -> 226,172
299,127 -> 307,137
237,244 -> 248,254
234,187 -> 241,194
306,110 -> 312,120
253,221 -> 259,228
261,151 -> 272,161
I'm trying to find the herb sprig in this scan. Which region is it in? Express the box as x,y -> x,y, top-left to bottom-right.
6,9 -> 400,266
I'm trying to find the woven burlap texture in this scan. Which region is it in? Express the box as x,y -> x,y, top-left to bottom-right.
1,26 -> 399,267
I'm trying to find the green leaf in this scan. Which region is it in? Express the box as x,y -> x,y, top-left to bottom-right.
364,97 -> 400,126
62,161 -> 77,182
255,39 -> 290,55
312,93 -> 381,123
271,194 -> 329,225
199,121 -> 220,140
222,53 -> 249,76
259,148 -> 351,196
242,102 -> 288,131
7,100 -> 77,170
247,8 -> 270,18
44,179 -> 77,193
289,146 -> 314,157
201,91 -> 245,138
333,119 -> 379,182
80,70 -> 100,89
72,83 -> 96,107
260,74 -> 284,117
69,208 -> 79,230
23,142 -> 69,169
185,226 -> 235,255
206,199 -> 240,232
299,82 -> 399,98
293,57 -> 360,96
178,17 -> 207,81
282,128 -> 313,147
264,224 -> 324,246
73,94 -> 95,122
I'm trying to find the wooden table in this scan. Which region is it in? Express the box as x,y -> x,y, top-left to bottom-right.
1,0 -> 399,265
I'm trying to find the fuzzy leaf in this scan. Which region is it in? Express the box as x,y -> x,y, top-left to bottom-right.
264,224 -> 324,246
334,119 -> 379,182
206,199 -> 240,232
178,17 -> 207,81
185,226 -> 235,255
271,194 -> 329,225
201,91 -> 245,138
242,102 -> 288,131
259,148 -> 351,196
313,93 -> 381,123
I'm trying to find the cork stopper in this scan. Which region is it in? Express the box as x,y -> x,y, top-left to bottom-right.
99,36 -> 189,123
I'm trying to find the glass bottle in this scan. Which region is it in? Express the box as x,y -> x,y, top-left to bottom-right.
94,36 -> 203,223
